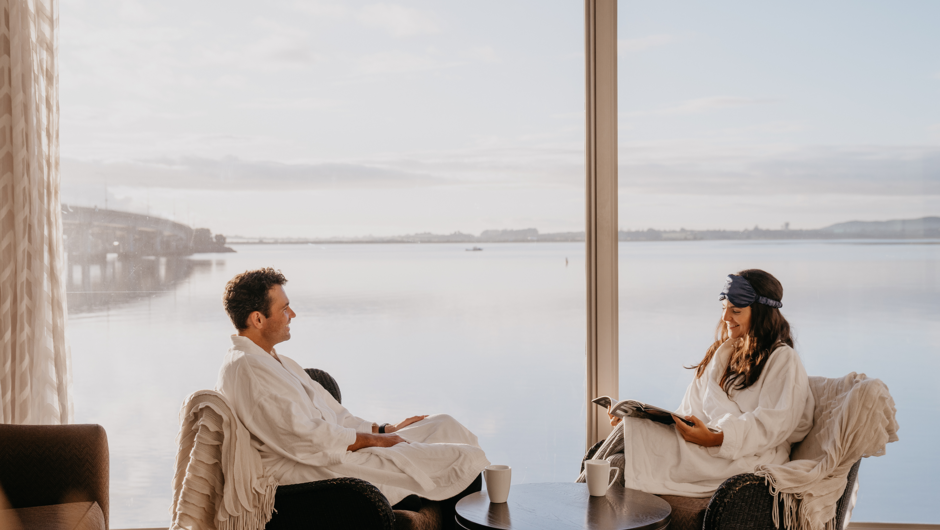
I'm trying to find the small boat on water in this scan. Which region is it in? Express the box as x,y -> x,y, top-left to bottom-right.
466,246 -> 483,252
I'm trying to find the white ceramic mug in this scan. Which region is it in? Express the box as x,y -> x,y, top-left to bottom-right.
484,464 -> 512,503
585,460 -> 620,497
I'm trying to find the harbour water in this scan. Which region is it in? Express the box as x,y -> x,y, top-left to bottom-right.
66,241 -> 939,527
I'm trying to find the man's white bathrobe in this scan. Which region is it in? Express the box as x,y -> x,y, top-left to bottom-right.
216,335 -> 490,505
621,341 -> 815,497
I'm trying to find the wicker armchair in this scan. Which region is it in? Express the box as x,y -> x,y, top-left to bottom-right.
266,477 -> 399,530
582,439 -> 859,530
262,368 -> 446,530
700,460 -> 860,530
0,424 -> 110,530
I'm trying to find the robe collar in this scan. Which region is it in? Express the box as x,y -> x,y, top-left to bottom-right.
230,334 -> 279,361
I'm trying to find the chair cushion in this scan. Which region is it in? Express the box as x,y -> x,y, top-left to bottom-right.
657,495 -> 710,530
3,501 -> 105,530
394,502 -> 442,530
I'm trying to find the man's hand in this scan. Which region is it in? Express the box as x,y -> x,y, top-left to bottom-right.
347,433 -> 408,452
385,415 -> 429,434
672,414 -> 724,447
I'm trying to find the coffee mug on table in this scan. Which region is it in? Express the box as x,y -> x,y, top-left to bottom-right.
585,460 -> 620,496
484,465 -> 511,503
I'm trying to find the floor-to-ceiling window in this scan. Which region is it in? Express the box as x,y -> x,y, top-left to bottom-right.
60,1 -> 587,526
57,1 -> 937,526
617,1 -> 939,523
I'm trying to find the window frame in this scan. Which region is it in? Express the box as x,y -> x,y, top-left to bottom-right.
584,0 -> 619,448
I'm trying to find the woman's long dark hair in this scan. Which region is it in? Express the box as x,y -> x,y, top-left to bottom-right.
688,269 -> 794,394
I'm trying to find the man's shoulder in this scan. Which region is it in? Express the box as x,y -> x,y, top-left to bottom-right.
220,346 -> 251,371
216,346 -> 275,395
221,345 -> 282,376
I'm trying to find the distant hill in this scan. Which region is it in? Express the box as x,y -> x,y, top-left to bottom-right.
228,216 -> 940,244
479,228 -> 539,241
820,217 -> 940,235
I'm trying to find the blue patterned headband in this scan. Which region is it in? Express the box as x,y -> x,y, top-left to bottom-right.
719,275 -> 782,309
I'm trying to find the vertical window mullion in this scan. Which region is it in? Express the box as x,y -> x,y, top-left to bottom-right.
584,0 -> 619,448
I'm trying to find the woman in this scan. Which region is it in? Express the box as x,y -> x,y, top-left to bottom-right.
597,269 -> 814,497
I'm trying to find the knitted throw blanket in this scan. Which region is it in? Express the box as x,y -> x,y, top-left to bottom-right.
170,391 -> 278,530
575,425 -> 625,486
754,373 -> 899,530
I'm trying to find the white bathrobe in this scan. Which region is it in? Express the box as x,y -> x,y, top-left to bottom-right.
621,341 -> 815,497
216,335 -> 490,505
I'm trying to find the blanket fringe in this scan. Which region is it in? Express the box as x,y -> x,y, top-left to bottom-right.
217,480 -> 278,530
760,472 -> 837,530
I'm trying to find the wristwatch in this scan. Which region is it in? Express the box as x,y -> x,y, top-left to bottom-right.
379,423 -> 390,434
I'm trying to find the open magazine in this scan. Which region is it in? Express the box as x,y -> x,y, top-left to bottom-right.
592,396 -> 695,427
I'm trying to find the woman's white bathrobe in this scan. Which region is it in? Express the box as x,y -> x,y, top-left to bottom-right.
621,341 -> 815,497
216,335 -> 490,505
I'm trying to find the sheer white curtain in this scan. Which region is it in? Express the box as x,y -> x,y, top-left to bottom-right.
0,0 -> 71,425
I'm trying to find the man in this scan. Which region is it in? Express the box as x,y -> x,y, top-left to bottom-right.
215,267 -> 489,520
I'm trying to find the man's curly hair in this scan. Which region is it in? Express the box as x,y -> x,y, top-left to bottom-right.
223,268 -> 288,330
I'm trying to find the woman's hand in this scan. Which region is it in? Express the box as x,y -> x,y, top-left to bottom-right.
385,415 -> 429,434
672,415 -> 724,447
607,405 -> 622,427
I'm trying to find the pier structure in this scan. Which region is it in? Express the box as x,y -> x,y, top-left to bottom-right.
61,205 -> 230,260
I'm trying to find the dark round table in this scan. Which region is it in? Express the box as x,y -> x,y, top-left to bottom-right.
455,482 -> 671,530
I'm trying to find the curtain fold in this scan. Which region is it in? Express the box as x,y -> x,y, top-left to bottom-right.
0,0 -> 70,425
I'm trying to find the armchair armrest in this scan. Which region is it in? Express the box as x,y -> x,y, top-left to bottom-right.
0,424 -> 109,528
703,460 -> 861,530
266,477 -> 395,530
703,474 -> 780,530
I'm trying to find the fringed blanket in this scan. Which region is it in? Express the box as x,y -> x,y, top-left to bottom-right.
170,391 -> 278,530
754,373 -> 898,530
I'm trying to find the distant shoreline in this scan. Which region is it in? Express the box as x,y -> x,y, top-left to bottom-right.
63,204 -> 937,247
226,216 -> 940,245
228,237 -> 940,246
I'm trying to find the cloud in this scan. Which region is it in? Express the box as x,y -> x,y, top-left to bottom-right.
117,0 -> 150,23
618,143 -> 940,195
618,34 -> 677,54
354,46 -> 497,76
377,146 -> 581,184
61,21 -> 190,99
356,3 -> 441,37
236,96 -> 343,111
58,144 -> 940,237
200,20 -> 321,71
291,1 -> 350,18
61,156 -> 451,196
356,50 -> 451,75
464,46 -> 499,64
627,96 -> 780,117
60,130 -> 290,162
290,2 -> 441,38
213,74 -> 249,89
60,141 -> 940,205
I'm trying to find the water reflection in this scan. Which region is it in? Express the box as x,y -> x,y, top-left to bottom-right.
66,254 -> 213,314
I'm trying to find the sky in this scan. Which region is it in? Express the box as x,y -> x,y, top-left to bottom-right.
60,0 -> 940,237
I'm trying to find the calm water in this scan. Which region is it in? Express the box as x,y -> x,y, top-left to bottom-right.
67,241 -> 939,527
